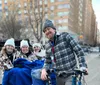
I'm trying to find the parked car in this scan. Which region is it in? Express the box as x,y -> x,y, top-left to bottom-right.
81,45 -> 90,53
89,47 -> 99,53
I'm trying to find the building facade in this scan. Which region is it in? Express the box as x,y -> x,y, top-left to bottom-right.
46,0 -> 97,45
0,0 -> 98,45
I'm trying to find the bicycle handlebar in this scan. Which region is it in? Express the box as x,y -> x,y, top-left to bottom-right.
47,69 -> 88,76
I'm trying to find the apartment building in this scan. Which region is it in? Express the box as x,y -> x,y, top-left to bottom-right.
46,0 -> 85,41
0,0 -> 97,45
42,0 -> 97,45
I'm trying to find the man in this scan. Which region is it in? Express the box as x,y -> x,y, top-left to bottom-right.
41,19 -> 87,85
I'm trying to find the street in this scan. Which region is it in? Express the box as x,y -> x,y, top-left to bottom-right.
85,53 -> 100,85
0,53 -> 100,85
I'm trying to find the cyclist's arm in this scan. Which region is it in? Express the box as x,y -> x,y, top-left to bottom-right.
66,33 -> 87,68
41,50 -> 52,80
42,50 -> 52,70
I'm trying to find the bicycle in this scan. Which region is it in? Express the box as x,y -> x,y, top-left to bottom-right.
46,69 -> 56,85
46,69 -> 88,85
70,69 -> 88,85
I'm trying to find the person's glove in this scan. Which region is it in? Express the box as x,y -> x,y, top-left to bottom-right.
80,67 -> 87,71
80,67 -> 88,75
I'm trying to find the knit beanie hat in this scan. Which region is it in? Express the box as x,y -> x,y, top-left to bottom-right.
4,38 -> 15,47
43,19 -> 56,32
32,43 -> 41,49
20,40 -> 29,48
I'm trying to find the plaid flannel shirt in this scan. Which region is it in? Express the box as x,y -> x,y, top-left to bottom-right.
43,32 -> 87,73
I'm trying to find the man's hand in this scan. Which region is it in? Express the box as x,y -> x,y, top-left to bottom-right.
80,67 -> 88,75
80,67 -> 87,71
41,68 -> 48,80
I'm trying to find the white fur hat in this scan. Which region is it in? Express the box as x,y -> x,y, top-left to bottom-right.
20,40 -> 29,48
32,43 -> 41,49
4,38 -> 15,47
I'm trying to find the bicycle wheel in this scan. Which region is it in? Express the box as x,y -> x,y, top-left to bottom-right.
81,76 -> 87,85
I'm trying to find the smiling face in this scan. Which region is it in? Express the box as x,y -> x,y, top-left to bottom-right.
21,46 -> 29,54
5,45 -> 14,53
44,27 -> 56,40
33,46 -> 41,52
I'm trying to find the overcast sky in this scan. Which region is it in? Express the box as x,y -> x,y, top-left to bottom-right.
92,0 -> 100,30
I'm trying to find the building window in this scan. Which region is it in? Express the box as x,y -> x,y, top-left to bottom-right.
58,4 -> 70,9
51,20 -> 54,23
58,0 -> 65,2
50,13 -> 54,19
40,1 -> 42,5
57,12 -> 69,16
58,20 -> 62,23
45,14 -> 48,18
24,3 -> 27,7
18,4 -> 21,8
0,6 -> 2,10
40,8 -> 43,12
18,11 -> 21,15
50,0 -> 54,3
24,10 -> 28,14
58,19 -> 68,23
58,26 -> 68,31
50,6 -> 54,10
0,1 -> 1,4
62,26 -> 68,30
5,6 -> 8,10
63,19 -> 68,23
44,0 -> 47,4
45,7 -> 48,12
35,9 -> 38,13
4,0 -> 7,4
6,12 -> 8,16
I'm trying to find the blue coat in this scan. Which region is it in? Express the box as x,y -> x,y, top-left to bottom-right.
2,58 -> 45,85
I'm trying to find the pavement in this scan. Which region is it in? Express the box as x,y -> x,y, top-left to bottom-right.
0,52 -> 100,85
85,53 -> 100,85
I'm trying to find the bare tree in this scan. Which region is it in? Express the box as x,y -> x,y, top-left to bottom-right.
26,0 -> 47,42
0,1 -> 23,40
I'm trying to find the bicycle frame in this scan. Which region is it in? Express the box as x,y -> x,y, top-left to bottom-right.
46,69 -> 56,85
46,69 -> 87,85
72,75 -> 82,85
72,70 -> 87,85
